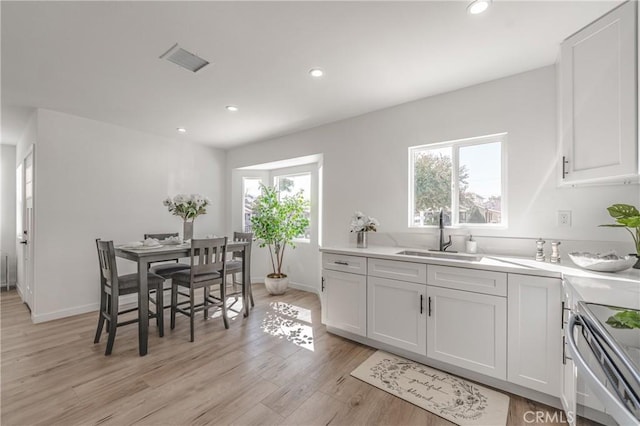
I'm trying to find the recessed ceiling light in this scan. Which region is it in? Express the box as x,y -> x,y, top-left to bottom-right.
467,0 -> 490,15
309,68 -> 324,78
176,127 -> 187,133
226,105 -> 239,112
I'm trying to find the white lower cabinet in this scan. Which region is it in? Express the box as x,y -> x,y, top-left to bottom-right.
560,285 -> 577,426
320,249 -> 578,414
321,269 -> 367,337
426,285 -> 507,380
507,274 -> 561,396
367,276 -> 427,355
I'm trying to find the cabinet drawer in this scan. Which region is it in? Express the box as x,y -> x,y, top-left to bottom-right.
367,258 -> 427,284
428,265 -> 507,296
322,253 -> 366,275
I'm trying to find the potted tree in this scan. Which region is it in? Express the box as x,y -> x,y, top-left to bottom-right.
600,204 -> 640,269
250,184 -> 310,294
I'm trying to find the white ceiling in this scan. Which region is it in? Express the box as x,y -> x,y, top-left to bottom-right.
1,1 -> 622,148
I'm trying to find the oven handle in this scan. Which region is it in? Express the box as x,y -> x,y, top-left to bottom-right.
566,313 -> 638,424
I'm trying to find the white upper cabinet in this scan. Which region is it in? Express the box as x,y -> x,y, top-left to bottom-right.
559,1 -> 638,185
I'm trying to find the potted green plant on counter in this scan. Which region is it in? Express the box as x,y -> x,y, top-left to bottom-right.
250,184 -> 310,295
600,204 -> 640,269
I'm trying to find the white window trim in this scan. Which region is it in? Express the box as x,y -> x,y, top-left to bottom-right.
241,176 -> 264,233
408,132 -> 508,229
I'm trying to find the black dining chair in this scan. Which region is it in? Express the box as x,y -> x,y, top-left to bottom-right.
144,232 -> 190,278
143,232 -> 190,311
94,239 -> 165,355
225,232 -> 254,310
170,237 -> 229,342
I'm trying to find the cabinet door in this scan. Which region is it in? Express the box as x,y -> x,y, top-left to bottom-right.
322,269 -> 367,337
507,274 -> 561,396
367,276 -> 426,355
560,285 -> 577,426
427,286 -> 507,380
560,1 -> 637,184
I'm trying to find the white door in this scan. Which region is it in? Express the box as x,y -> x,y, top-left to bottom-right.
427,285 -> 507,380
367,276 -> 426,355
16,146 -> 34,309
322,269 -> 367,336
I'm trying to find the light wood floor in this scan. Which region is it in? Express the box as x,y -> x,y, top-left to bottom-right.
1,285 -> 592,426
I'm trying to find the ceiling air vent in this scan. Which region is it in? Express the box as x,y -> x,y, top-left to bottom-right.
159,43 -> 209,73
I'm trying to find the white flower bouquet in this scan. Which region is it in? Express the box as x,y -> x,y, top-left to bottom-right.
350,211 -> 379,233
163,194 -> 211,222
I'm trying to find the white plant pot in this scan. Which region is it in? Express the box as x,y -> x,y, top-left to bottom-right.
264,274 -> 289,295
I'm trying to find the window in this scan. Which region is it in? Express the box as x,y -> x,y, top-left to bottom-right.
274,172 -> 311,241
242,177 -> 262,232
409,133 -> 506,228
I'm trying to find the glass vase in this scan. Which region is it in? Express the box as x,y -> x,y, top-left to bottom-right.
183,221 -> 193,242
357,231 -> 367,248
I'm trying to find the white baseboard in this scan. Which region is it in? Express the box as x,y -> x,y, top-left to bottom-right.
16,284 -> 24,301
32,302 -> 99,323
288,281 -> 320,297
251,278 -> 320,297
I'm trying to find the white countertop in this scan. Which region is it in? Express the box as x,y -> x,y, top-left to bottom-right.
320,245 -> 640,307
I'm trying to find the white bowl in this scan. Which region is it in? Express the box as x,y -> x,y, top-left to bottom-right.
568,252 -> 636,273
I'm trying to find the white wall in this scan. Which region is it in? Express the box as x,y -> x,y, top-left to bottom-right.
227,65 -> 639,288
1,144 -> 17,286
31,109 -> 226,322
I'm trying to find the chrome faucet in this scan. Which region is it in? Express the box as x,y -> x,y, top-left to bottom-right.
438,209 -> 453,252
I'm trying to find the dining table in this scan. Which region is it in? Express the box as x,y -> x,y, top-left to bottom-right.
115,240 -> 251,356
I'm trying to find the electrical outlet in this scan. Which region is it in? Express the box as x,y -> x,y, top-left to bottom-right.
558,210 -> 572,227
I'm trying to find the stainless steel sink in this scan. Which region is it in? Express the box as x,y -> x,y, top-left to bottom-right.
396,250 -> 483,262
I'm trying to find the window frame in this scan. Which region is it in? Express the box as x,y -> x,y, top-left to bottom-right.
241,176 -> 263,233
408,132 -> 508,229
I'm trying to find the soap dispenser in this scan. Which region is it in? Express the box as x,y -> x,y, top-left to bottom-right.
466,235 -> 478,254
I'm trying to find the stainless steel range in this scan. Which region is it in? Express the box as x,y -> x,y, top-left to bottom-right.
567,301 -> 640,425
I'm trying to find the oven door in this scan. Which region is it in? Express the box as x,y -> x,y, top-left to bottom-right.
567,313 -> 640,425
